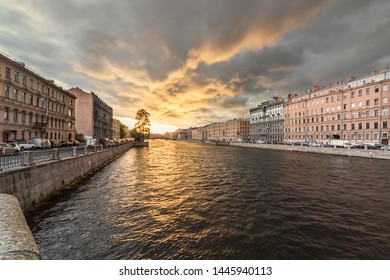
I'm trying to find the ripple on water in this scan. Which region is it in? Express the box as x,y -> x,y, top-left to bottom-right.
25,140 -> 390,259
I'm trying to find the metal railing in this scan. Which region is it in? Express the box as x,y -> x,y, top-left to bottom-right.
0,142 -> 133,171
0,153 -> 24,171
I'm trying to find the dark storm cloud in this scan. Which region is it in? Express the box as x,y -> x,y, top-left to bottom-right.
1,0 -> 390,129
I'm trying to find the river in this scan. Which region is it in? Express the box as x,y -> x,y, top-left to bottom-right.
25,140 -> 390,259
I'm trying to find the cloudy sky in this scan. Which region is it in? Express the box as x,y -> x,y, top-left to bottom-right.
1,0 -> 390,133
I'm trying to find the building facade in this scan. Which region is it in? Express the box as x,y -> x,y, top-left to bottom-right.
284,67 -> 390,145
190,126 -> 203,141
113,118 -> 121,139
202,118 -> 249,141
68,87 -> 113,140
249,97 -> 284,143
0,52 -> 76,143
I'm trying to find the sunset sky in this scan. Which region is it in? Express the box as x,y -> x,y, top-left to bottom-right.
1,0 -> 390,133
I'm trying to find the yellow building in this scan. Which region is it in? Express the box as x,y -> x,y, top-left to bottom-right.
202,118 -> 249,142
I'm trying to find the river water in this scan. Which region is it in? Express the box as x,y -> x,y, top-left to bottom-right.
25,140 -> 390,259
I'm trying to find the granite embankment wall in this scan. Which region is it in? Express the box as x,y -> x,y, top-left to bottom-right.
0,194 -> 41,260
0,143 -> 133,211
229,142 -> 390,160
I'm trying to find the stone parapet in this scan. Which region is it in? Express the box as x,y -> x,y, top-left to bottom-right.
0,194 -> 40,260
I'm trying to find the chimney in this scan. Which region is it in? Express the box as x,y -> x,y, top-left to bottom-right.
311,85 -> 320,92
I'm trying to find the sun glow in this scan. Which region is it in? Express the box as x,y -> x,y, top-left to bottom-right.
116,117 -> 178,134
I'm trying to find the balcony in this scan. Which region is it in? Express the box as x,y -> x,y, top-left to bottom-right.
33,122 -> 47,129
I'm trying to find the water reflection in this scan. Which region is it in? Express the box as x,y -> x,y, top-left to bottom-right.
25,140 -> 390,259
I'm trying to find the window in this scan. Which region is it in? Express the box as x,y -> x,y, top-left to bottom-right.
22,92 -> 26,103
13,109 -> 18,122
374,98 -> 379,105
30,79 -> 34,88
343,93 -> 347,99
374,133 -> 379,140
366,122 -> 370,129
6,67 -> 11,79
22,111 -> 26,123
374,109 -> 379,117
36,97 -> 40,107
351,91 -> 355,98
14,71 -> 19,82
374,122 -> 379,129
3,107 -> 9,120
358,101 -> 362,107
358,111 -> 362,118
29,112 -> 33,124
337,124 -> 341,130
23,75 -> 26,86
358,134 -> 362,140
384,121 -> 388,129
326,97 -> 329,103
14,89 -> 18,101
358,89 -> 362,97
4,85 -> 10,98
366,110 -> 370,117
358,123 -> 362,129
351,134 -> 355,140
351,102 -> 355,108
365,133 -> 370,140
351,123 -> 355,130
344,124 -> 347,130
383,97 -> 388,104
366,88 -> 370,95
351,113 -> 355,119
30,94 -> 33,105
337,94 -> 341,101
384,84 -> 388,91
375,87 -> 379,93
383,133 -> 388,138
343,104 -> 347,109
383,109 -> 389,116
366,100 -> 370,106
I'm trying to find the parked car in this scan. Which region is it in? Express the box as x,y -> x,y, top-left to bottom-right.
59,140 -> 71,147
51,141 -> 62,148
0,142 -> 20,154
71,140 -> 80,146
8,140 -> 35,151
99,138 -> 109,145
31,138 -> 52,149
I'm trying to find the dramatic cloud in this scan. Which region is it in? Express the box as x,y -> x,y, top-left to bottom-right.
1,0 -> 390,132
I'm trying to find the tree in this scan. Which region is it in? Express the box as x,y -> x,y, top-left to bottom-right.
120,124 -> 126,139
131,109 -> 151,142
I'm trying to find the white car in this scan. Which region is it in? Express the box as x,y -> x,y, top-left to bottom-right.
8,140 -> 35,151
0,142 -> 20,154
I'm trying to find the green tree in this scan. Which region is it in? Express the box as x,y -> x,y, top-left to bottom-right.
120,124 -> 126,139
131,109 -> 151,142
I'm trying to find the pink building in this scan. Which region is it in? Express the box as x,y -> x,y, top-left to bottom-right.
284,67 -> 390,145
